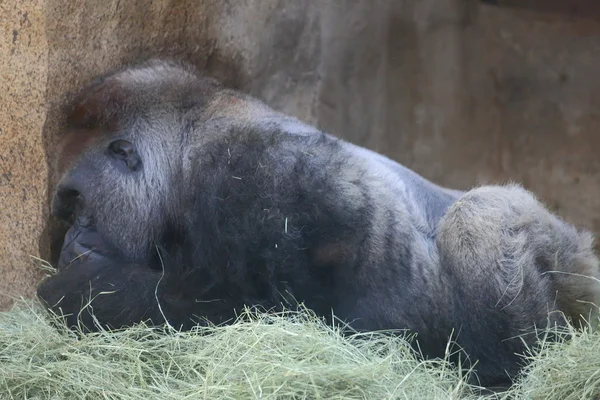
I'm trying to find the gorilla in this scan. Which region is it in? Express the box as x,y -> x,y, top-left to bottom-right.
37,59 -> 600,389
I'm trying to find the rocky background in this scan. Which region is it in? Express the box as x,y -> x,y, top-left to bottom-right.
2,0 -> 600,310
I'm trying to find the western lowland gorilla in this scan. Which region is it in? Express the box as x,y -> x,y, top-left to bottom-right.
37,59 -> 600,389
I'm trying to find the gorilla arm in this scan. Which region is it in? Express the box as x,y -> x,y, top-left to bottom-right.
38,225 -> 239,332
37,255 -> 166,332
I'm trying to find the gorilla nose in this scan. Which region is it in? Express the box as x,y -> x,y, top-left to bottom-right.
52,186 -> 82,221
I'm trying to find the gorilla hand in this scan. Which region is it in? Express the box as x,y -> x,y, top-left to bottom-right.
37,255 -> 167,332
39,222 -> 241,332
39,219 -> 171,331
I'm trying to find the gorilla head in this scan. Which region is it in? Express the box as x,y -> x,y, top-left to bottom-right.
51,64 -> 222,264
37,59 -> 600,389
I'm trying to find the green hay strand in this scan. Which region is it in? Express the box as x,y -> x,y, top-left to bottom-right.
0,299 -> 598,399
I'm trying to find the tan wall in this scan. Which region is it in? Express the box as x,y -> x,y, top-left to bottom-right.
2,0 -> 600,309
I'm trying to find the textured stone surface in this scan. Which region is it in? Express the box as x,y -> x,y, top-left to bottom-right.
1,0 -> 49,309
2,0 -> 600,309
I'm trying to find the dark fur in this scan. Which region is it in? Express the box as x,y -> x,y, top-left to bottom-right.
37,60 -> 600,389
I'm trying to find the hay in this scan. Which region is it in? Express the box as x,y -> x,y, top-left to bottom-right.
0,300 -> 598,400
508,322 -> 600,400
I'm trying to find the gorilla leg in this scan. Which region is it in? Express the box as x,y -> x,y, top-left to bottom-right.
437,184 -> 600,386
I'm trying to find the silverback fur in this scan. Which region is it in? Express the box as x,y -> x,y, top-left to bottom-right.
37,60 -> 600,389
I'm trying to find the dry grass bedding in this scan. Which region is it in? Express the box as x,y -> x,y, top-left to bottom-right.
0,298 -> 599,400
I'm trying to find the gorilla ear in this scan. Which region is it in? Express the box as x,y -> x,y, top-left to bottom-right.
108,139 -> 141,171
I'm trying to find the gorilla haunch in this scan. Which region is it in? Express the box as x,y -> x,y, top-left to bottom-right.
38,59 -> 600,388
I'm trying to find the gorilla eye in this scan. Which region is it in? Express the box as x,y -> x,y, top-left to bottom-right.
108,139 -> 141,171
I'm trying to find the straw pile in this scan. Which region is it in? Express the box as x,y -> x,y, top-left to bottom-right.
0,300 -> 598,399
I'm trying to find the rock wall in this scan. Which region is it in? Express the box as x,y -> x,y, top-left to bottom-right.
2,0 -> 600,309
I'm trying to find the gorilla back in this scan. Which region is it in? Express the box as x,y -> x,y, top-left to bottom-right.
37,60 -> 600,388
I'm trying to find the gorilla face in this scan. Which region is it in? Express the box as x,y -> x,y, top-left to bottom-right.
49,62 -> 218,267
52,134 -> 157,267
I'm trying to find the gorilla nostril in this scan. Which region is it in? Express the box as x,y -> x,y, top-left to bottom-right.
52,186 -> 82,221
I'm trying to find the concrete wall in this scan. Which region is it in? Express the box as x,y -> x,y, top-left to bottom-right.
2,0 -> 600,309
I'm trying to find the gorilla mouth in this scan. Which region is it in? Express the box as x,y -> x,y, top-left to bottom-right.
57,217 -> 110,270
